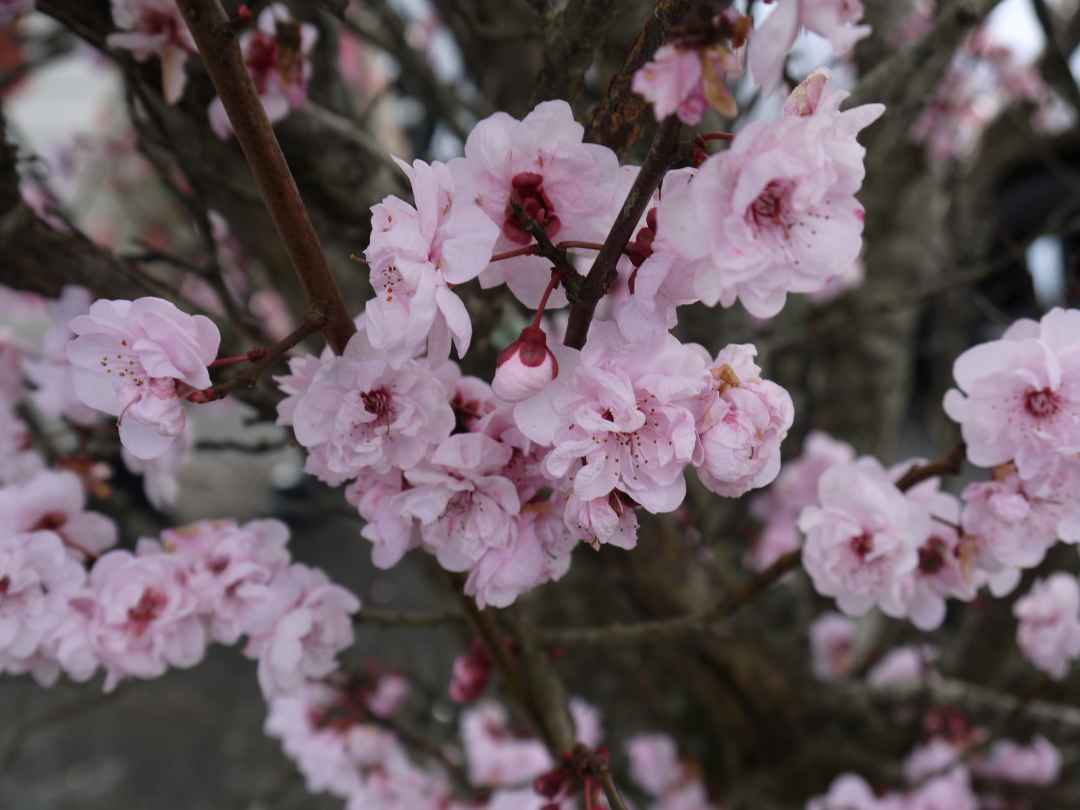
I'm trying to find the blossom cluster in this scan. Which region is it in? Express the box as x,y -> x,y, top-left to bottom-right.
107,2 -> 314,137
0,499 -> 358,694
809,728 -> 1061,810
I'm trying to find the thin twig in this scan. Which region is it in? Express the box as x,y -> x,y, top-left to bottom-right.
353,607 -> 466,627
894,444 -> 966,492
563,116 -> 681,349
175,0 -> 356,354
540,549 -> 800,646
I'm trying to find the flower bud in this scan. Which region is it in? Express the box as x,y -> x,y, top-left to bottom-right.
492,326 -> 558,402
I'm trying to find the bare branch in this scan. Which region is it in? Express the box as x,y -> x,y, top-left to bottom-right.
175,0 -> 357,354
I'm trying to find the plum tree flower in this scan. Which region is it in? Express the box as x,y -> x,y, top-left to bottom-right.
895,476 -> 976,631
0,470 -> 117,561
973,736 -> 1061,786
1013,573 -> 1080,679
945,307 -> 1080,481
394,433 -> 521,572
693,343 -> 794,498
107,0 -> 196,104
799,457 -> 928,617
959,466 -> 1079,582
80,549 -> 208,691
462,701 -> 553,788
749,0 -> 871,93
154,519 -> 291,644
517,323 -> 707,514
0,530 -> 88,685
492,325 -> 559,403
242,562 -> 361,696
806,773 -> 881,810
289,330 -> 455,481
809,611 -> 856,681
66,297 -> 221,460
22,285 -> 100,426
451,100 -> 620,308
663,71 -> 883,318
363,158 -> 499,361
749,431 -> 855,571
632,45 -> 707,124
209,4 -> 318,138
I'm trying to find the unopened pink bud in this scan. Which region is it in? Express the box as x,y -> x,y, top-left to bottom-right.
492,326 -> 558,402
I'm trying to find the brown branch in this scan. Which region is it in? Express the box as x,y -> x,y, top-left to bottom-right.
175,0 -> 356,354
353,607 -> 466,627
563,116 -> 681,349
586,0 -> 694,151
893,443 -> 966,492
1032,0 -> 1080,117
540,549 -> 800,646
532,0 -> 619,105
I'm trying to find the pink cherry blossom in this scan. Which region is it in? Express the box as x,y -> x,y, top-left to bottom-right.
0,530 -> 87,684
664,72 -> 883,319
694,344 -> 794,498
1013,573 -> 1080,679
274,351 -> 324,428
156,518 -> 291,644
22,285 -> 100,426
906,766 -> 977,810
344,469 -> 417,569
809,611 -> 856,681
518,323 -> 707,515
209,4 -> 318,139
904,737 -> 963,784
364,157 -> 499,360
449,639 -> 492,703
563,490 -> 639,550
959,467 -> 1076,578
799,457 -> 927,617
973,736 -> 1061,786
108,0 -> 196,104
461,701 -> 552,788
242,562 -> 360,696
463,507 -> 572,608
395,433 -> 520,572
866,644 -> 937,688
121,424 -> 193,510
451,100 -> 620,308
806,773 -> 881,810
81,548 -> 208,691
895,475 -> 974,631
749,0 -> 871,93
0,407 -> 43,486
492,326 -> 559,403
604,168 -> 702,342
0,470 -> 117,562
628,734 -> 681,797
289,330 -> 455,481
944,308 -> 1080,481
749,431 -> 855,571
632,45 -> 706,124
66,297 -> 221,459
265,679 -> 376,798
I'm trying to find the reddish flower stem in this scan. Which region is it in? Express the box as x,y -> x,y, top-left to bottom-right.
529,273 -> 562,329
490,240 -> 611,264
209,348 -> 269,368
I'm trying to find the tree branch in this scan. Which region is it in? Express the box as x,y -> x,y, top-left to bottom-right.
893,443 -> 966,491
175,0 -> 356,354
1032,0 -> 1080,117
540,548 -> 800,646
563,116 -> 681,349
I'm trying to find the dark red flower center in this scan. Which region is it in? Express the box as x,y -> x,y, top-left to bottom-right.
128,588 -> 168,626
850,532 -> 874,559
503,172 -> 561,245
918,537 -> 947,575
1025,387 -> 1061,418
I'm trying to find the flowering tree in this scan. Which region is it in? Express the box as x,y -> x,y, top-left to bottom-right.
2,0 -> 1080,808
